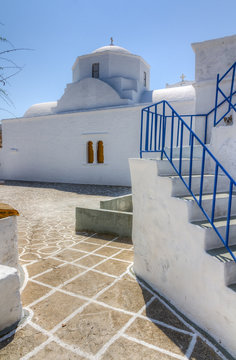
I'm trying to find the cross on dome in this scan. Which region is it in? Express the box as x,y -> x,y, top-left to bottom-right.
110,37 -> 114,46
180,73 -> 186,82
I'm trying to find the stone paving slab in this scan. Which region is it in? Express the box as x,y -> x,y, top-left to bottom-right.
0,181 -> 231,359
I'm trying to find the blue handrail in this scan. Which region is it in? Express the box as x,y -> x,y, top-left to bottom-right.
140,100 -> 236,263
214,61 -> 236,126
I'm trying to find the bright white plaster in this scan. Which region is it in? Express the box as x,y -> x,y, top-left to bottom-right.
129,158 -> 236,358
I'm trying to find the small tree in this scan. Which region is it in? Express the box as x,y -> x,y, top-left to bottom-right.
0,35 -> 23,112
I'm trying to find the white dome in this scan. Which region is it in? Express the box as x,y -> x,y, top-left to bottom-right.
92,45 -> 131,54
24,102 -> 57,117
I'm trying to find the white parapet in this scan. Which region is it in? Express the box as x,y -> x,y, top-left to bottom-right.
0,265 -> 22,332
0,215 -> 19,269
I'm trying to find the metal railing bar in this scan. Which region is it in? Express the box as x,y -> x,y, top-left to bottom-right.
211,164 -> 218,223
150,112 -> 154,151
145,108 -> 150,151
217,87 -> 236,112
158,115 -> 162,150
199,147 -> 205,207
140,109 -> 144,158
226,181 -> 233,246
229,65 -> 236,112
154,105 -> 157,151
170,111 -> 174,161
179,121 -> 183,175
189,133 -> 194,190
219,63 -> 235,82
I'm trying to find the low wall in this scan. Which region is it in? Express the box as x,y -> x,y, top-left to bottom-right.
129,158 -> 236,358
0,205 -> 22,334
0,215 -> 19,269
76,207 -> 132,237
0,265 -> 22,333
100,194 -> 132,212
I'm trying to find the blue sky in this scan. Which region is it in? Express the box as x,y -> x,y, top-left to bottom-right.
1,0 -> 236,119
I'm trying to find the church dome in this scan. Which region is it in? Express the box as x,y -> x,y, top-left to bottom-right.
92,45 -> 131,54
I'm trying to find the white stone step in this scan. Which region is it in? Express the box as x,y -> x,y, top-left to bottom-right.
157,158 -> 203,176
171,174 -> 229,197
193,216 -> 236,250
207,245 -> 236,286
183,192 -> 236,222
164,145 -> 203,159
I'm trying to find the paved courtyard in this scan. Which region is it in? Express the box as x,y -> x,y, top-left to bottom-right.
0,181 -> 231,359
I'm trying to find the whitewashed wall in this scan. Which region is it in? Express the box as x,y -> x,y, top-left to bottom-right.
1,105 -> 143,186
129,158 -> 236,358
209,111 -> 236,179
1,91 -> 195,186
192,35 -> 236,143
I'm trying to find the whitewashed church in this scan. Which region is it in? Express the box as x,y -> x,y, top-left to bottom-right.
0,35 -> 236,186
1,34 -> 236,357
0,38 -> 196,185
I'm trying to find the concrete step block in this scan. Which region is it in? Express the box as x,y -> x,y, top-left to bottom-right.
164,145 -> 204,159
183,193 -> 236,222
76,207 -> 132,237
157,158 -> 202,176
193,217 -> 236,250
207,245 -> 236,286
171,174 -> 229,197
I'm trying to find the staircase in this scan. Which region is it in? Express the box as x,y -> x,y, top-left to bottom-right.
157,146 -> 236,288
131,62 -> 236,357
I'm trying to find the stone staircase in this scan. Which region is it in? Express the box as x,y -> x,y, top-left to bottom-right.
158,146 -> 236,287
129,149 -> 236,357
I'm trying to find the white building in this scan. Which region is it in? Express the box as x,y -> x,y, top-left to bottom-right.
130,34 -> 236,358
0,40 -> 195,185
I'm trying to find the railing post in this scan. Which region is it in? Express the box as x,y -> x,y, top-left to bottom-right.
189,116 -> 193,145
226,181 -> 233,246
199,147 -> 206,207
204,115 -> 208,144
170,110 -> 174,161
211,164 -> 218,223
161,101 -> 166,160
189,132 -> 194,190
154,104 -> 157,151
150,112 -> 154,151
179,121 -> 183,174
145,108 -> 150,151
140,109 -> 144,158
229,64 -> 236,112
214,74 -> 219,127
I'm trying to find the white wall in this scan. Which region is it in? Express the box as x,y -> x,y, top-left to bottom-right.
192,35 -> 236,82
55,78 -> 129,113
129,158 -> 236,358
192,35 -> 236,143
209,111 -> 236,179
73,51 -> 150,89
1,105 -> 143,186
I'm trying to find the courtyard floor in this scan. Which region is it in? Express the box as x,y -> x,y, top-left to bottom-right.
0,181 -> 231,360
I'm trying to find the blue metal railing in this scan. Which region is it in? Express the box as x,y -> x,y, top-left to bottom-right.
214,61 -> 236,126
140,100 -> 236,262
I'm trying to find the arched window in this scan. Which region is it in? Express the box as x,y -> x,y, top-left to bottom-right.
92,63 -> 99,78
87,141 -> 94,163
97,141 -> 104,163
